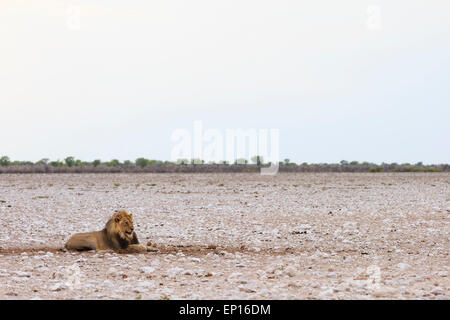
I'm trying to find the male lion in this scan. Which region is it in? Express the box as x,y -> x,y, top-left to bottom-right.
65,210 -> 157,253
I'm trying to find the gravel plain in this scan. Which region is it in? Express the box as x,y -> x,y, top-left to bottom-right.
0,173 -> 448,300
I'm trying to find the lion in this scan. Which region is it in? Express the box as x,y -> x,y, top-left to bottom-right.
65,210 -> 157,253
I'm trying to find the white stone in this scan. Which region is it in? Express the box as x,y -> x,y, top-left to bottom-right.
317,288 -> 334,298
284,266 -> 297,277
167,267 -> 184,278
49,283 -> 67,291
140,266 -> 155,274
397,263 -> 411,271
238,286 -> 256,293
14,271 -> 31,277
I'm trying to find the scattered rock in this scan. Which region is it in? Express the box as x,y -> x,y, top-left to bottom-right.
317,288 -> 334,298
140,267 -> 156,275
167,267 -> 184,278
437,271 -> 448,277
0,173 -> 447,299
228,272 -> 243,281
49,283 -> 67,291
238,286 -> 256,293
397,263 -> 411,271
284,266 -> 296,277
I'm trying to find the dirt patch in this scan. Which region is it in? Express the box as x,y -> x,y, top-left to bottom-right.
0,244 -> 296,256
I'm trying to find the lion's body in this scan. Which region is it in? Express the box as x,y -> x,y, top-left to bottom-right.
65,229 -> 138,251
65,211 -> 156,253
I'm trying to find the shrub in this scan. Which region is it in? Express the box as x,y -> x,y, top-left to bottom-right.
136,158 -> 150,167
251,156 -> 263,166
235,158 -> 248,165
50,160 -> 64,167
65,157 -> 75,167
106,159 -> 121,166
191,158 -> 203,165
176,159 -> 189,165
36,158 -> 49,165
147,160 -> 162,165
0,156 -> 11,166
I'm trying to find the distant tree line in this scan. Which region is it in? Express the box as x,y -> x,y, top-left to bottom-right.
0,156 -> 448,173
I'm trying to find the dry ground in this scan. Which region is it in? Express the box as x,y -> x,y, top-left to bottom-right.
0,173 -> 448,299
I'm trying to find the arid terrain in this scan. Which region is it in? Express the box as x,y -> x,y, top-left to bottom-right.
0,173 -> 448,300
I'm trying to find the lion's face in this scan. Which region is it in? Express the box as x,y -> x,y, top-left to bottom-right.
112,211 -> 135,241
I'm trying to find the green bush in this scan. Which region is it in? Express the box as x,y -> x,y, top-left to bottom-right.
235,158 -> 248,165
65,157 -> 75,167
191,158 -> 203,165
148,160 -> 162,165
0,156 -> 11,166
35,158 -> 49,165
251,156 -> 263,166
50,160 -> 64,167
136,158 -> 150,167
106,159 -> 121,166
176,159 -> 189,165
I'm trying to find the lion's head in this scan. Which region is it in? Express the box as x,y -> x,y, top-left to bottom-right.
105,210 -> 135,242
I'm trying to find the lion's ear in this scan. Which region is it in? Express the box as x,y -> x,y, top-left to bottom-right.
115,217 -> 121,223
129,214 -> 133,220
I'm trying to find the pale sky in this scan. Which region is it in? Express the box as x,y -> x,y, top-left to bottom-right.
1,0 -> 449,164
